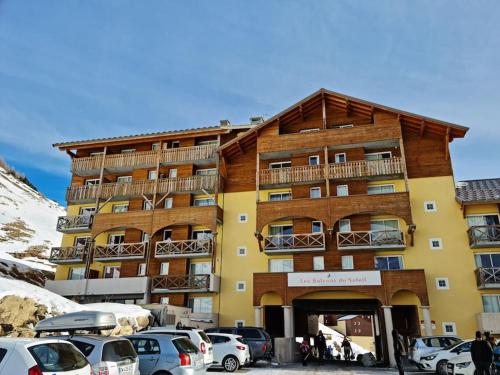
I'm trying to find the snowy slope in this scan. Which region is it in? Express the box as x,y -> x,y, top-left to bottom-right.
0,165 -> 65,272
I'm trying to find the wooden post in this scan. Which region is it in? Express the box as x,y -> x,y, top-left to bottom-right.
152,142 -> 162,208
256,153 -> 260,202
322,93 -> 327,130
444,127 -> 450,161
324,146 -> 330,197
397,133 -> 409,193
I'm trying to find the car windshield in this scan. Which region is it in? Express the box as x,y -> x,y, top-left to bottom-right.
445,341 -> 464,351
28,343 -> 88,372
198,331 -> 211,343
173,337 -> 199,354
102,340 -> 137,363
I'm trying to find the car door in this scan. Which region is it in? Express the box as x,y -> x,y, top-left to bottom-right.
208,335 -> 224,365
130,338 -> 160,375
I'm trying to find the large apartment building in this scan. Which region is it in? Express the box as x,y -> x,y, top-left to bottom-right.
47,89 -> 500,364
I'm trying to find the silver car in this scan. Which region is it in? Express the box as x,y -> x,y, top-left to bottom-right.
127,334 -> 205,375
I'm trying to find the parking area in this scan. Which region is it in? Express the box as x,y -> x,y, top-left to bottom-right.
235,363 -> 401,374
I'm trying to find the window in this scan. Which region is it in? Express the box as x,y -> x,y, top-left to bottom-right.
235,320 -> 245,328
74,236 -> 90,247
143,200 -> 153,211
188,297 -> 213,313
159,263 -> 170,276
238,213 -> 248,223
312,221 -> 323,233
467,214 -> 500,227
310,187 -> 321,199
269,259 -> 294,273
236,281 -> 246,292
69,267 -> 85,280
197,140 -> 219,146
299,128 -> 320,133
121,149 -> 136,153
137,263 -> 146,276
269,161 -> 291,169
108,234 -> 124,244
164,198 -> 173,209
468,215 -> 500,244
169,169 -> 177,178
79,207 -> 96,216
339,219 -> 351,233
196,168 -> 217,176
269,192 -> 292,201
475,253 -> 500,268
130,338 -> 160,355
112,204 -> 128,213
117,176 -> 132,183
163,230 -> 172,241
332,124 -> 353,129
141,232 -> 150,243
336,185 -> 349,197
365,151 -> 392,161
190,262 -> 211,275
210,335 -> 231,344
194,197 -> 216,206
367,184 -> 395,194
148,171 -> 157,180
436,278 -> 449,290
85,179 -> 100,186
104,266 -> 120,279
442,322 -> 457,335
90,151 -> 104,157
482,295 -> 500,313
151,143 -> 160,151
269,225 -> 293,237
160,297 -> 169,305
424,201 -> 437,212
313,256 -> 325,271
370,219 -> 399,232
170,141 -> 180,148
429,238 -> 443,250
335,153 -> 347,163
237,246 -> 247,256
375,256 -> 403,270
309,155 -> 320,166
341,255 -> 354,270
192,230 -> 212,240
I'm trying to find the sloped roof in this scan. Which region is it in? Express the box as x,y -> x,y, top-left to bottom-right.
456,178 -> 500,204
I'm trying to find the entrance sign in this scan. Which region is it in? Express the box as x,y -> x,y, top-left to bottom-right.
288,271 -> 382,287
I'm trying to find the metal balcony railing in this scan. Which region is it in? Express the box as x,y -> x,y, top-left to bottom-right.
475,267 -> 500,289
93,242 -> 147,261
468,225 -> 500,248
155,238 -> 213,258
263,233 -> 325,254
49,246 -> 87,264
56,215 -> 92,233
337,230 -> 405,250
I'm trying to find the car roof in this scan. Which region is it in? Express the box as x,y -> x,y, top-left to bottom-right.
0,337 -> 74,347
58,335 -> 129,343
126,334 -> 178,341
206,333 -> 242,338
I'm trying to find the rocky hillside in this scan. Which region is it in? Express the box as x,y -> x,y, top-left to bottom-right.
0,162 -> 66,284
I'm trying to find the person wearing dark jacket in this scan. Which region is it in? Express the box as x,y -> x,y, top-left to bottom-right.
392,329 -> 406,375
315,330 -> 327,363
341,336 -> 352,366
471,331 -> 493,375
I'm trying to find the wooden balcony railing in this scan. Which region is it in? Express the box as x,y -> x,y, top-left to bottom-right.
155,238 -> 213,258
56,215 -> 92,233
468,225 -> 500,248
49,246 -> 87,264
71,144 -> 218,176
260,165 -> 325,186
263,233 -> 325,254
151,274 -> 215,293
475,267 -> 500,289
337,230 -> 405,250
66,175 -> 218,203
328,157 -> 405,180
93,242 -> 147,261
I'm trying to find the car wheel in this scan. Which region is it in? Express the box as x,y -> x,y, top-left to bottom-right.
436,359 -> 448,375
223,355 -> 239,372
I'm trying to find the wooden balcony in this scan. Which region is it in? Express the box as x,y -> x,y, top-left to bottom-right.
49,246 -> 87,264
475,267 -> 500,289
93,242 -> 147,262
468,225 -> 500,248
56,215 -> 92,233
337,230 -> 405,250
328,157 -> 405,180
151,274 -> 220,293
71,144 -> 218,176
66,175 -> 218,203
263,233 -> 325,254
155,238 -> 213,258
259,165 -> 325,188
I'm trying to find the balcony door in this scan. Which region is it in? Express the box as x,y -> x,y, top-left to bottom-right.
192,230 -> 212,240
190,262 -> 211,275
370,219 -> 400,244
108,234 -> 125,245
467,215 -> 500,243
269,225 -> 293,248
475,253 -> 500,269
104,266 -> 121,279
79,207 -> 96,216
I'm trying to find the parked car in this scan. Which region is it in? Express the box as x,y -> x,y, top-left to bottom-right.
205,327 -> 272,362
206,333 -> 251,372
446,352 -> 475,375
126,334 -> 205,375
140,328 -> 213,366
0,337 -> 92,375
409,335 -> 462,364
419,339 -> 472,374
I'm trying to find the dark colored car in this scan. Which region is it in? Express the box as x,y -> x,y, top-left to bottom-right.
494,345 -> 500,369
205,327 -> 272,362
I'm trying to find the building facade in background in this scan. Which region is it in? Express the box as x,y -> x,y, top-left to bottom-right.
47,89 -> 500,364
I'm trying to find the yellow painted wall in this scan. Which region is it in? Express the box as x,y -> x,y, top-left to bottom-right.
465,204 -> 499,216
367,178 -> 405,192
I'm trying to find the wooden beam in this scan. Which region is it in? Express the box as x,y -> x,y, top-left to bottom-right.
256,153 -> 260,202
345,99 -> 352,116
220,156 -> 228,179
420,120 -> 426,137
299,105 -> 305,121
66,150 -> 76,158
324,146 -> 330,197
322,93 -> 327,130
444,127 -> 450,161
236,141 -> 245,155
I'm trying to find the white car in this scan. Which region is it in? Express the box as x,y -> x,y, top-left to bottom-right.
410,335 -> 462,364
419,339 -> 472,374
447,352 -> 475,375
141,328 -> 214,367
207,333 -> 251,372
0,338 -> 92,375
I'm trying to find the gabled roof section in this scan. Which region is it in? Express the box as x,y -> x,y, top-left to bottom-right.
456,178 -> 500,205
220,88 -> 469,158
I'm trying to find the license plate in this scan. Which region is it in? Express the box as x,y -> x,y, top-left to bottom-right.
119,364 -> 133,375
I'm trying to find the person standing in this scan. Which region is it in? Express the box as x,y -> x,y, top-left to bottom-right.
316,330 -> 327,363
341,336 -> 352,366
300,336 -> 311,366
392,329 -> 406,375
471,331 -> 493,375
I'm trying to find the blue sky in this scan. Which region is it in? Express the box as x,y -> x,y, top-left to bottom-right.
1,0 -> 499,205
